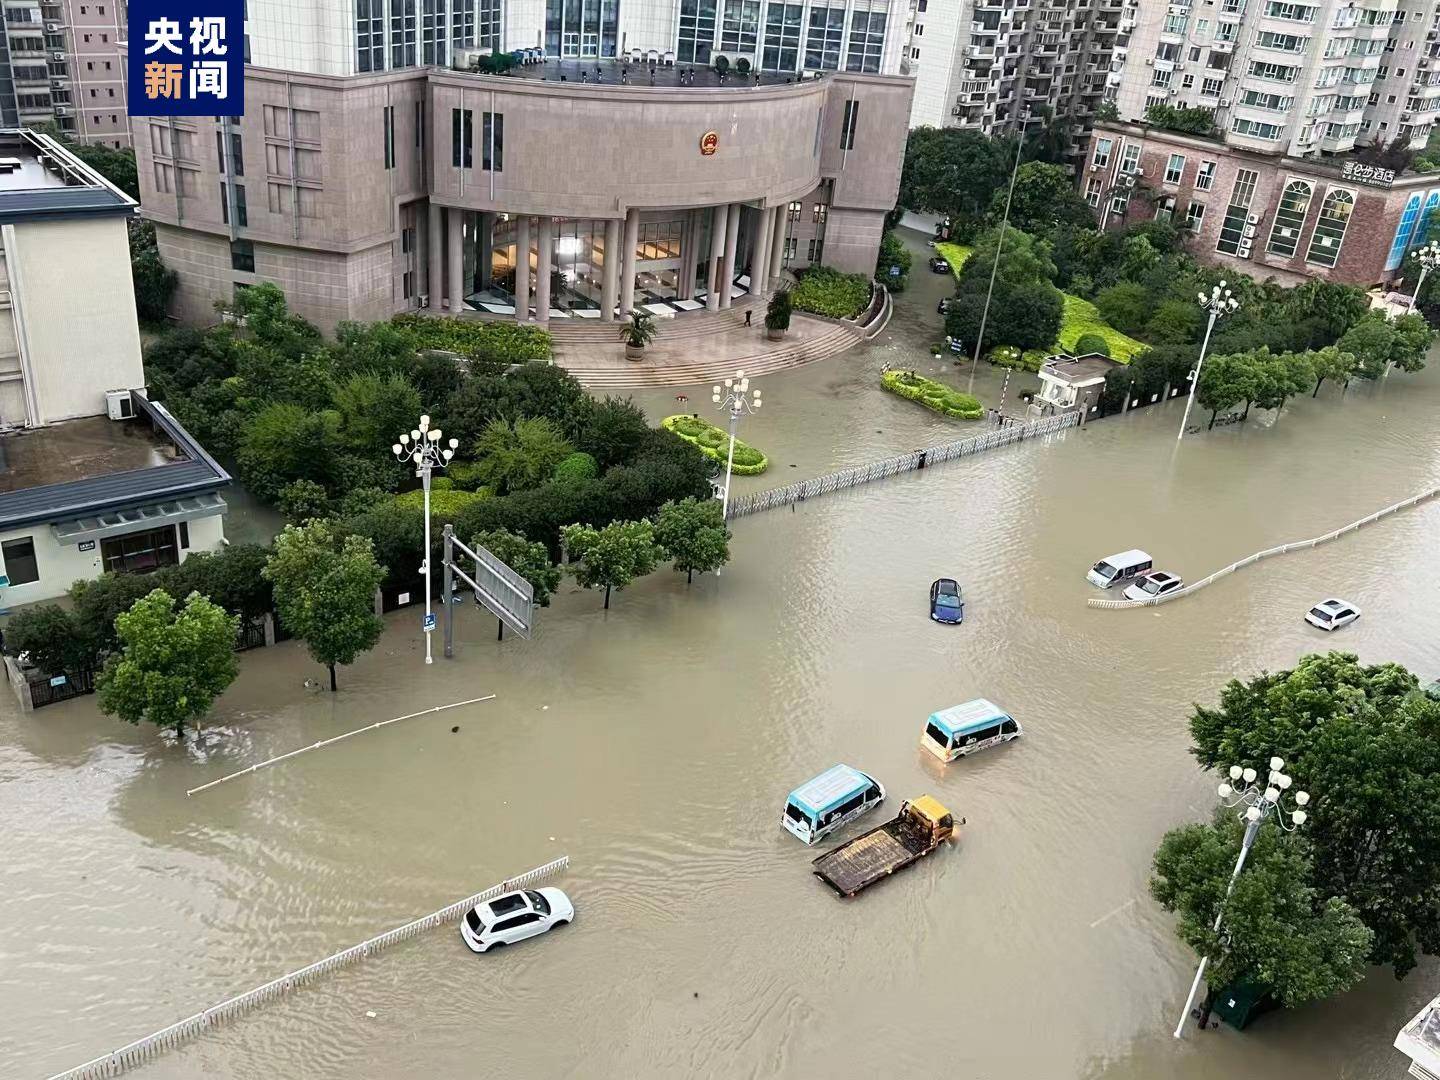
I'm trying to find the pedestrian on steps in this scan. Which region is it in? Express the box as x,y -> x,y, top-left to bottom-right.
744,309 -> 752,327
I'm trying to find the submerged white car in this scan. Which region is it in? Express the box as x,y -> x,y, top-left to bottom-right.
1122,570 -> 1184,602
460,888 -> 574,953
1304,598 -> 1360,631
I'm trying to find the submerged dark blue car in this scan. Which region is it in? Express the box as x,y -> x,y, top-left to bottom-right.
929,578 -> 964,624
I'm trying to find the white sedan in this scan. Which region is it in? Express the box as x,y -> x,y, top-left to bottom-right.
1304,598 -> 1360,631
460,888 -> 574,953
1123,570 -> 1184,602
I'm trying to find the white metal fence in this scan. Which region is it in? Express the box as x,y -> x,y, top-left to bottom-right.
1089,488 -> 1440,611
727,411 -> 1081,519
47,856 -> 570,1080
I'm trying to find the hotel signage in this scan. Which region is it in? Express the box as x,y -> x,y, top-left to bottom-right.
1341,161 -> 1394,187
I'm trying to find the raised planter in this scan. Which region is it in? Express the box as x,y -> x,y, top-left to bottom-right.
766,327 -> 785,341
881,369 -> 983,420
661,414 -> 769,475
625,343 -> 646,361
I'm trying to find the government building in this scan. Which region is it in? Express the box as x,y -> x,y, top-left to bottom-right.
134,0 -> 915,332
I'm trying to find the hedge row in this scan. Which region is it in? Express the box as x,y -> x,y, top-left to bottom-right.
661,414 -> 769,475
390,314 -> 552,363
790,266 -> 872,319
881,370 -> 983,420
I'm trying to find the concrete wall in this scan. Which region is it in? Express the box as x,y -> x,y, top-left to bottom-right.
0,512 -> 226,607
5,216 -> 143,424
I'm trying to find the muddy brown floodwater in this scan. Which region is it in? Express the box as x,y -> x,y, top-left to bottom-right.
4,234 -> 1440,1079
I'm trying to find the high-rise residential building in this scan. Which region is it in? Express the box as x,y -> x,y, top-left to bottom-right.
1115,0 -> 1437,157
903,0 -> 1136,160
0,0 -> 130,148
134,0 -> 914,333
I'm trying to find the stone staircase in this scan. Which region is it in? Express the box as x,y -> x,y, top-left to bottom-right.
545,297 -> 762,345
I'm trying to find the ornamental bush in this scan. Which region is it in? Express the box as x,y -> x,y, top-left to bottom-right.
881,370 -> 983,420
660,414 -> 769,475
554,451 -> 599,482
389,314 -> 552,363
1073,333 -> 1111,357
393,487 -> 487,517
790,266 -> 872,319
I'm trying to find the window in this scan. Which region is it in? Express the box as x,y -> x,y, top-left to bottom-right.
804,4 -> 844,70
721,0 -> 760,54
1385,192 -> 1423,271
1248,61 -> 1298,82
482,111 -> 503,171
763,2 -> 803,71
1195,160 -> 1216,191
178,522 -> 190,551
840,99 -> 858,151
1255,31 -> 1306,52
843,8 -> 884,73
415,100 -> 423,148
220,182 -> 228,224
101,527 -> 179,575
1085,177 -> 1102,207
788,200 -> 801,220
215,130 -> 242,176
230,238 -> 255,272
1119,142 -> 1141,174
1,536 -> 38,586
813,201 -> 827,223
1164,153 -> 1185,184
1231,117 -> 1284,140
1188,46 -> 1201,62
1163,12 -> 1186,34
1216,168 -> 1259,255
1155,194 -> 1175,223
391,0 -> 418,67
1092,137 -> 1113,169
356,0 -> 384,72
451,107 -> 472,168
1151,68 -> 1173,89
234,184 -> 247,226
1305,188 -> 1354,267
383,105 -> 394,169
1266,180 -> 1313,257
1184,201 -> 1206,232
1238,89 -> 1294,111
677,0 -> 717,64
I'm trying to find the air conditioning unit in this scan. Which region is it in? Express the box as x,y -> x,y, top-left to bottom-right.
53,105 -> 70,116
1145,57 -> 1153,65
418,293 -> 430,309
43,20 -> 61,31
105,389 -> 134,420
51,51 -> 65,62
50,79 -> 65,90
1243,225 -> 1256,238
1247,214 -> 1260,224
1219,98 -> 1232,107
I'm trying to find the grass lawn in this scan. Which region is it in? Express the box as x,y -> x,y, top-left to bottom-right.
936,242 -> 975,274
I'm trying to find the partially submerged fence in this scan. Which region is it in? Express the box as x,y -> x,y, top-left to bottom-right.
728,410 -> 1080,519
1089,487 -> 1440,610
47,856 -> 570,1080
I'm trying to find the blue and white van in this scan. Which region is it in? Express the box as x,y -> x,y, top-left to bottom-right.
782,764 -> 886,845
921,699 -> 1021,762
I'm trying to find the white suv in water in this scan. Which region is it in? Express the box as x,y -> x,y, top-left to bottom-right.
460,888 -> 574,953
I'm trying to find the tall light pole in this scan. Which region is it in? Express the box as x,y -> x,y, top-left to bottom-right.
1398,241 -> 1440,377
1176,281 -> 1241,441
392,415 -> 458,665
1173,756 -> 1311,1038
969,109 -> 1030,396
712,369 -> 762,521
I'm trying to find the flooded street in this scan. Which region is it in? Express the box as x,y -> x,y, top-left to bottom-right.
5,239 -> 1440,1078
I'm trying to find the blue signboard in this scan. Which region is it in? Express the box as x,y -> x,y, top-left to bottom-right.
49,675 -> 67,688
128,0 -> 244,117
423,613 -> 437,632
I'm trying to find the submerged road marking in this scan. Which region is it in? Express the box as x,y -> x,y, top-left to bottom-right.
186,696 -> 496,796
1088,897 -> 1138,929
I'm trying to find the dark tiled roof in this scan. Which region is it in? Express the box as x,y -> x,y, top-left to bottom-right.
0,394 -> 229,531
0,185 -> 132,224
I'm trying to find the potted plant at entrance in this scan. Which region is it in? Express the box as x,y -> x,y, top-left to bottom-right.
765,289 -> 792,341
620,308 -> 657,361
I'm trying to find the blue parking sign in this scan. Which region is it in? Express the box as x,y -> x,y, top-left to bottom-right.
423,613 -> 437,632
128,0 -> 243,117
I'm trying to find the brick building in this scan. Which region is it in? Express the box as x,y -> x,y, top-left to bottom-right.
1085,121 -> 1440,290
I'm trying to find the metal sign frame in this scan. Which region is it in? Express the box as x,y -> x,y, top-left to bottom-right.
441,524 -> 535,655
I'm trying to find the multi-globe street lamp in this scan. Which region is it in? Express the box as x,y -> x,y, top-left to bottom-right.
1176,281 -> 1241,442
712,370 -> 762,521
1173,756 -> 1311,1038
1400,241 -> 1440,378
392,415 -> 458,665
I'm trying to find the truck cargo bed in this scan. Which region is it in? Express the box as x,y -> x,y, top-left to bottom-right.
811,812 -> 935,897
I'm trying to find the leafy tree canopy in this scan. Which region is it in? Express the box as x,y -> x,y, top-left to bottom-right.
654,497 -> 731,583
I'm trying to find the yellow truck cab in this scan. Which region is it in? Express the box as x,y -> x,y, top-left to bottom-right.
811,796 -> 957,898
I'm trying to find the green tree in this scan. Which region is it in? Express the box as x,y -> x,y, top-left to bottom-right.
3,605 -> 93,675
128,220 -> 178,324
236,403 -> 343,502
1189,651 -> 1440,977
232,282 -> 325,360
897,126 -> 1010,234
875,231 -> 912,290
561,519 -> 662,609
654,497 -> 731,584
474,416 -> 574,495
1196,352 -> 1254,428
96,590 -> 239,738
1308,345 -> 1357,396
1146,299 -> 1203,345
278,478 -> 332,522
958,224 -> 1057,289
1096,282 -> 1153,336
577,397 -> 651,471
334,372 -> 423,453
470,527 -> 562,606
1285,280 -> 1370,344
1143,103 -> 1216,136
162,543 -> 275,621
1338,313 -> 1399,380
69,572 -> 155,659
264,521 -> 386,691
59,135 -> 140,199
1389,310 -> 1434,373
1152,813 -> 1372,1023
945,278 -> 1063,353
1251,350 -> 1315,414
993,161 -> 1095,235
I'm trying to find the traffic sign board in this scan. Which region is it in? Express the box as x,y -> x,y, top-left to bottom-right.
423,612 -> 436,632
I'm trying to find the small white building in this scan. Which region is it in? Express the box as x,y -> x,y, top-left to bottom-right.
1396,990 -> 1440,1080
1036,353 -> 1124,412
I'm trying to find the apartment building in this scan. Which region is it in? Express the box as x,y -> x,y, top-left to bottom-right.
0,0 -> 129,147
135,0 -> 914,333
1116,0 -> 1440,158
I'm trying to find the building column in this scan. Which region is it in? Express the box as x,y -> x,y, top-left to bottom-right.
448,208 -> 465,314
601,217 -> 621,321
478,212 -> 494,293
515,214 -> 531,321
427,202 -> 444,308
770,204 -> 787,283
751,205 -> 771,297
707,203 -> 729,312
535,217 -> 553,324
720,203 -> 741,308
619,207 -> 640,317
676,211 -> 693,301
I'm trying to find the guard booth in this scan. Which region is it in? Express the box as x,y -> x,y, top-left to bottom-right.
1210,980 -> 1280,1031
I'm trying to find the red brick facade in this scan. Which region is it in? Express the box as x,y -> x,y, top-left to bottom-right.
1084,123 -> 1432,290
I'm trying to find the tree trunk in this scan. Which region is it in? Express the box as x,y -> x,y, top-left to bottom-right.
175,717 -> 185,739
328,663 -> 337,692
1208,409 -> 1218,430
604,584 -> 612,610
1312,375 -> 1324,398
1196,988 -> 1216,1031
1241,399 -> 1252,420
687,567 -> 694,585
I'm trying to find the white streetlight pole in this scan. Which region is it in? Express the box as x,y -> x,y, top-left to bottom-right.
712,370 -> 762,521
1172,757 -> 1311,1038
968,108 -> 1030,396
1176,281 -> 1241,441
392,415 -> 458,665
1399,241 -> 1440,377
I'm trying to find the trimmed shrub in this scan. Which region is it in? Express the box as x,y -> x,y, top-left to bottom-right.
660,414 -> 769,475
554,451 -> 599,482
790,266 -> 872,319
446,461 -> 488,491
1055,294 -> 1147,363
389,314 -> 552,363
1073,333 -> 1111,357
882,370 -> 983,420
393,487 -> 487,517
430,476 -> 455,491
